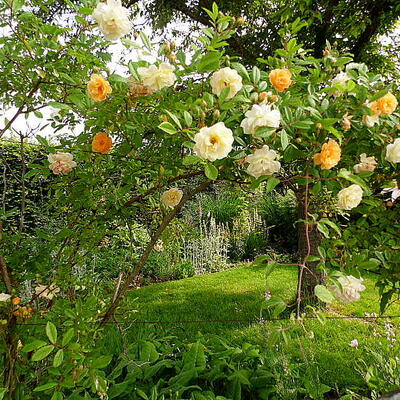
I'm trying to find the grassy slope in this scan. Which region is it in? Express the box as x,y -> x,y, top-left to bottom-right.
119,264 -> 399,392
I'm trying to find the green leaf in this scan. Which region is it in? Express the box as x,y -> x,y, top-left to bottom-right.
33,382 -> 58,392
266,177 -> 280,193
370,88 -> 390,102
78,6 -> 93,15
163,110 -> 182,129
51,392 -> 63,400
139,31 -> 152,50
158,122 -> 177,135
21,340 -> 47,353
218,86 -> 231,102
182,155 -> 201,166
265,261 -> 277,278
48,101 -> 71,110
252,66 -> 260,84
32,345 -> 55,361
46,322 -> 57,344
62,328 -> 74,346
317,222 -> 330,238
0,388 -> 6,400
291,120 -> 314,129
337,169 -> 370,194
319,218 -> 341,237
280,130 -> 289,150
314,285 -> 334,303
11,0 -> 24,12
231,62 -> 250,81
92,355 -> 112,369
183,111 -> 193,127
36,135 -> 49,147
198,52 -> 221,72
205,164 -> 218,180
53,349 -> 64,368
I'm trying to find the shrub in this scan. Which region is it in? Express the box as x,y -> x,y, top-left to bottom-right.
258,190 -> 297,252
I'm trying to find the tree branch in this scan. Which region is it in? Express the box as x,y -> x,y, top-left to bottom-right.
100,179 -> 212,325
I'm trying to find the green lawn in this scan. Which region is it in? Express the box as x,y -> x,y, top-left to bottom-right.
112,263 -> 400,393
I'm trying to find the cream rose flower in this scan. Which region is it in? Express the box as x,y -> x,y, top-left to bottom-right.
137,63 -> 176,92
362,114 -> 379,127
193,122 -> 234,161
240,104 -> 281,135
161,188 -> 183,207
337,184 -> 363,210
353,153 -> 377,173
0,293 -> 11,302
245,145 -> 281,178
92,0 -> 132,41
331,276 -> 366,303
35,284 -> 60,300
210,67 -> 243,99
48,152 -> 77,175
386,138 -> 400,163
331,72 -> 350,97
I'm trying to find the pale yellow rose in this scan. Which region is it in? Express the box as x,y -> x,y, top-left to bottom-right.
161,188 -> 183,207
210,67 -> 243,99
48,152 -> 77,175
330,276 -> 366,302
337,184 -> 363,210
193,122 -> 234,161
35,284 -> 60,300
386,138 -> 400,163
92,0 -> 132,41
245,145 -> 281,178
0,293 -> 11,302
353,153 -> 377,173
137,63 -> 176,92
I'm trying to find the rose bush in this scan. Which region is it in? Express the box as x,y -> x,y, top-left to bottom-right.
0,0 -> 399,396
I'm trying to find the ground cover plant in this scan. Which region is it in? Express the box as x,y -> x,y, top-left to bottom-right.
0,0 -> 400,398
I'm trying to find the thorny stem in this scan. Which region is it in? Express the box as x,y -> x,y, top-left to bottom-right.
297,164 -> 312,319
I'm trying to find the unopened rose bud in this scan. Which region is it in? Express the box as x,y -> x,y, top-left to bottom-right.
295,137 -> 302,143
387,201 -> 394,207
134,32 -> 140,39
12,297 -> 21,305
316,123 -> 323,130
163,42 -> 171,53
250,93 -> 259,103
236,17 -> 245,25
213,109 -> 220,120
198,121 -> 206,128
170,41 -> 176,50
160,114 -> 168,122
199,111 -> 206,120
270,94 -> 279,102
323,49 -> 331,57
341,114 -> 352,131
258,92 -> 268,101
168,53 -> 177,62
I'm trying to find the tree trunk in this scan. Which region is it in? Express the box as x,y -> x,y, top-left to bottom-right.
296,188 -> 325,306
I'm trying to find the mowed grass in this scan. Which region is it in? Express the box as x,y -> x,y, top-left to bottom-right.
115,263 -> 400,392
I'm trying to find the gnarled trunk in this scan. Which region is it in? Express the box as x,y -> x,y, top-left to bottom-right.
296,188 -> 325,306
